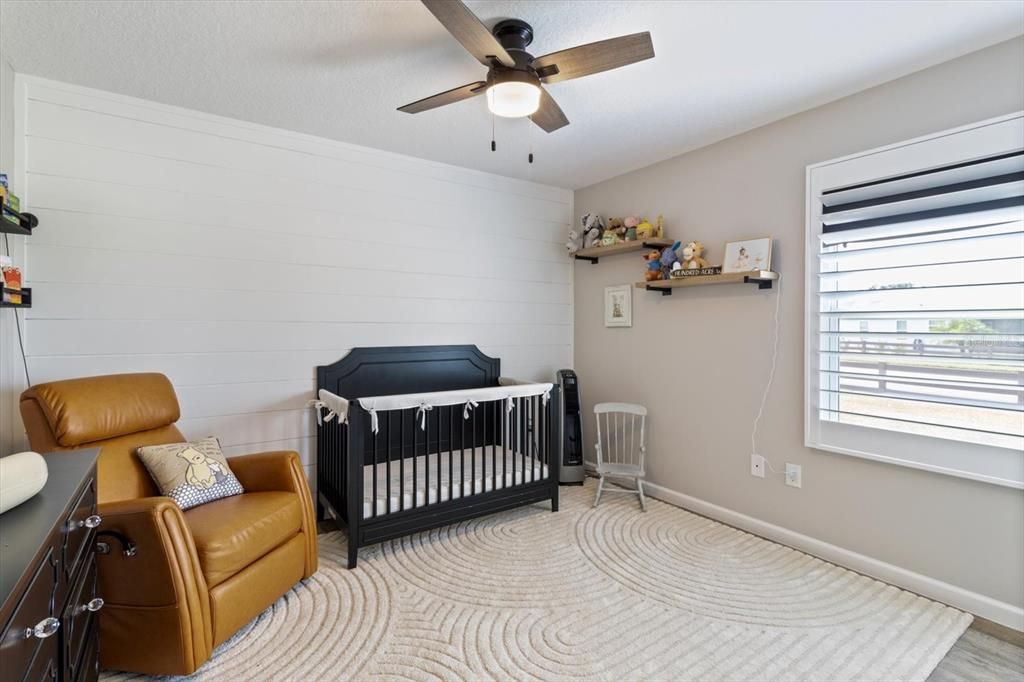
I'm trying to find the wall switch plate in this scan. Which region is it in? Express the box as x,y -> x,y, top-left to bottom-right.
786,463 -> 802,488
751,454 -> 765,478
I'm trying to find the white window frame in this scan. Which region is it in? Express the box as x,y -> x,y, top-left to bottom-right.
805,111 -> 1024,489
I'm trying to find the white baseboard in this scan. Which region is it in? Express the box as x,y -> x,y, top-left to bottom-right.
641,480 -> 1024,633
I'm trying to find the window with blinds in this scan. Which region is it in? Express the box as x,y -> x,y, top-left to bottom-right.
807,116 -> 1024,487
818,152 -> 1024,453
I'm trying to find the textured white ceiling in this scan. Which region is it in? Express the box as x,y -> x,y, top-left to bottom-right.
2,1 -> 1022,189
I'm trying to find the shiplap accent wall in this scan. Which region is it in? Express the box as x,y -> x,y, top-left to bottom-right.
14,76 -> 573,485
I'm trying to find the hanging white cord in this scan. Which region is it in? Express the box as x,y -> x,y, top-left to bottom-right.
750,277 -> 786,475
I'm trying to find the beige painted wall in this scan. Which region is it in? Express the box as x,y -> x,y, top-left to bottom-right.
574,37 -> 1024,609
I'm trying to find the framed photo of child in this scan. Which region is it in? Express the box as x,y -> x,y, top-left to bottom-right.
604,285 -> 632,328
722,237 -> 772,273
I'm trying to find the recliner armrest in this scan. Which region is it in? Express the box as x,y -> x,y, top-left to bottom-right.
97,496 -> 213,673
228,451 -> 318,577
228,450 -> 306,493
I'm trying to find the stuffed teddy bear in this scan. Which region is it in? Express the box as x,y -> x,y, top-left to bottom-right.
681,240 -> 709,269
580,213 -> 605,248
643,249 -> 662,281
565,229 -> 583,255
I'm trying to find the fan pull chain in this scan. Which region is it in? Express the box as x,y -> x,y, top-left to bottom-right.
491,112 -> 496,152
528,116 -> 534,164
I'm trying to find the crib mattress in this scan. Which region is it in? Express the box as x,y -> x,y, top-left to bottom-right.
362,447 -> 548,518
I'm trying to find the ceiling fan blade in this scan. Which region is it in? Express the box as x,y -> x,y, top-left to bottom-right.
531,32 -> 654,84
397,81 -> 487,114
531,87 -> 569,133
421,0 -> 516,68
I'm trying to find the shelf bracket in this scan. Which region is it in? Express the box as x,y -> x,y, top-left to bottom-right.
645,284 -> 671,296
573,254 -> 599,264
744,276 -> 773,290
1,204 -> 38,236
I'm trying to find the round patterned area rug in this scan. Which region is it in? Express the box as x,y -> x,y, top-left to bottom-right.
103,480 -> 970,681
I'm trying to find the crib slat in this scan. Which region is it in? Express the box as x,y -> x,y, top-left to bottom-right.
492,400 -> 498,492
542,392 -> 549,478
472,406 -> 477,494
460,405 -> 466,500
386,411 -> 392,515
448,405 -> 454,504
501,399 -> 507,488
437,408 -> 442,504
399,409 -> 406,512
372,419 -> 378,519
434,407 -> 440,505
538,394 -> 544,477
425,407 -> 430,506
411,405 -> 415,507
524,395 -> 532,481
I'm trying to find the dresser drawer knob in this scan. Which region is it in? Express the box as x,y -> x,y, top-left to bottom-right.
77,598 -> 105,614
25,617 -> 60,639
69,514 -> 102,532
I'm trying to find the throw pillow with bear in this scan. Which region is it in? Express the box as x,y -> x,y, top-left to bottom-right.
136,437 -> 244,510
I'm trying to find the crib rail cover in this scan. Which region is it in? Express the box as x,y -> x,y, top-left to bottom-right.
312,382 -> 553,432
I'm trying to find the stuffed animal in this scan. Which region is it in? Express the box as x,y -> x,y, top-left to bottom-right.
624,216 -> 640,229
580,213 -> 605,248
606,217 -> 625,235
635,219 -> 654,240
625,227 -> 637,241
643,250 -> 662,281
565,229 -> 583,255
601,230 -> 621,246
659,241 -> 682,279
655,214 -> 665,238
681,241 -> 709,269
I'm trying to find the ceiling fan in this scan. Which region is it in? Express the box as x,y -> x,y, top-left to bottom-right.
398,0 -> 655,133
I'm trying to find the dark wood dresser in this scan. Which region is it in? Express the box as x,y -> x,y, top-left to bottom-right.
0,449 -> 102,682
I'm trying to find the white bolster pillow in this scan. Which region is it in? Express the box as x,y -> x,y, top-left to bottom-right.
0,451 -> 49,515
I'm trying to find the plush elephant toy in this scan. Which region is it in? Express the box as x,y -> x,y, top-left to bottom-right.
580,213 -> 605,248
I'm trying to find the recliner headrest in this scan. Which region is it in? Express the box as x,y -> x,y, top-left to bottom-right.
21,373 -> 181,447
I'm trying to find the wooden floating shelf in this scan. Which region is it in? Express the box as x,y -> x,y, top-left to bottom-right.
637,270 -> 779,295
0,287 -> 31,308
1,204 -> 38,236
573,237 -> 675,264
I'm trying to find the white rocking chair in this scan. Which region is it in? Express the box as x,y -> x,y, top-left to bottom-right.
593,402 -> 647,511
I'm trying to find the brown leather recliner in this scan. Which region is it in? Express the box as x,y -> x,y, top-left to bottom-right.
20,373 -> 318,676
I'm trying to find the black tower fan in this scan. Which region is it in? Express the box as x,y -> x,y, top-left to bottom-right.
556,369 -> 585,485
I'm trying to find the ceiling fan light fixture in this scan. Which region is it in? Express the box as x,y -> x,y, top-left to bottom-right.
486,82 -> 541,118
485,70 -> 541,118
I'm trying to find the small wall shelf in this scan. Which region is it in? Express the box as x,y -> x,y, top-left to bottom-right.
1,204 -> 38,236
1,287 -> 31,308
574,238 -> 675,264
637,270 -> 779,295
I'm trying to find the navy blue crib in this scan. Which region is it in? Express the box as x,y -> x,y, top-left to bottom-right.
315,345 -> 561,568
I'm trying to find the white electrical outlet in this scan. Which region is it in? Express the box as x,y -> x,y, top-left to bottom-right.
751,454 -> 765,478
786,463 -> 802,488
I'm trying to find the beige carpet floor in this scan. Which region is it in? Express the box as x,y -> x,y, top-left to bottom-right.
105,480 -> 971,681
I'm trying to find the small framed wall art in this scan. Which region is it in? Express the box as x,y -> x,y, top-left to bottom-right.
722,237 -> 772,273
604,284 -> 632,328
